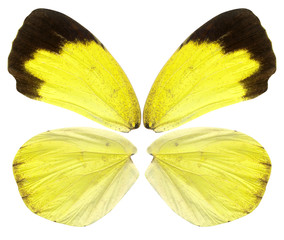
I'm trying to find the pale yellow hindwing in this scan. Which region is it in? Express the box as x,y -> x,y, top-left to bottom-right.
146,127 -> 271,226
13,128 -> 139,226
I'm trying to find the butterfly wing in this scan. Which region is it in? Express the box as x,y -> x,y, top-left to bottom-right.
13,127 -> 139,226
8,9 -> 140,132
146,127 -> 271,226
144,9 -> 276,132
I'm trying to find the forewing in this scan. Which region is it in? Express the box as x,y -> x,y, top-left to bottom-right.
8,9 -> 141,132
144,9 -> 276,132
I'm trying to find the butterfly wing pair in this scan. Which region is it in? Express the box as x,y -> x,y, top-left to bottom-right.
8,9 -> 275,226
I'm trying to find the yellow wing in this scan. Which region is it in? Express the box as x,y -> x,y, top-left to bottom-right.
8,9 -> 140,132
146,127 -> 271,226
13,127 -> 139,226
144,9 -> 276,132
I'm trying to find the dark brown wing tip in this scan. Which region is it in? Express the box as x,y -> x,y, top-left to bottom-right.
8,8 -> 103,99
180,8 -> 276,99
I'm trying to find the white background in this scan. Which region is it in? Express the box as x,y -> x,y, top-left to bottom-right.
1,0 -> 283,239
